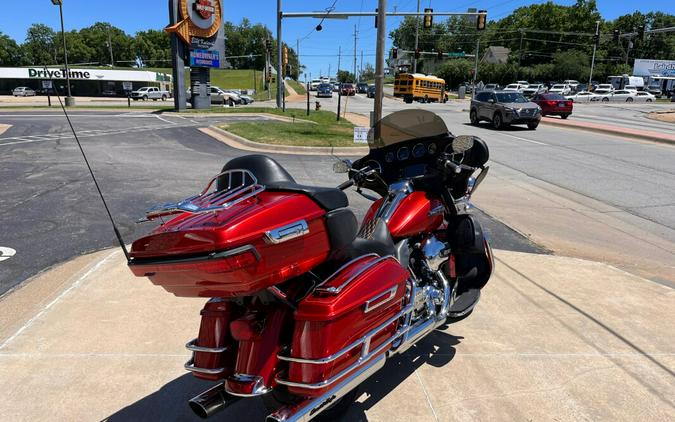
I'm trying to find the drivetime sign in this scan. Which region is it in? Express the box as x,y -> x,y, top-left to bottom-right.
190,49 -> 220,68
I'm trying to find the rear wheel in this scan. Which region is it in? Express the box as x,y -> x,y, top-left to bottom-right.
646,99 -> 653,102
161,95 -> 167,101
601,97 -> 609,102
470,110 -> 479,125
561,114 -> 569,119
492,113 -> 503,129
626,97 -> 633,103
527,121 -> 539,130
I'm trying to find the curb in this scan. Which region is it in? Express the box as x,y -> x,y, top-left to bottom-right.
173,111 -> 317,125
201,125 -> 369,156
0,124 -> 11,136
540,117 -> 675,145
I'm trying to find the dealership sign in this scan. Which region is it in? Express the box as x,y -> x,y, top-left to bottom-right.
165,0 -> 225,69
633,59 -> 675,77
189,49 -> 220,68
29,68 -> 91,79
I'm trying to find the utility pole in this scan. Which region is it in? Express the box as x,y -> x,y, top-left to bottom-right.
328,64 -> 331,79
374,1 -> 386,140
276,0 -> 283,108
413,0 -> 420,73
337,46 -> 342,79
360,50 -> 363,82
588,20 -> 600,88
473,38 -> 480,98
517,29 -> 524,77
52,0 -> 74,106
296,38 -> 300,80
107,26 -> 115,67
353,25 -> 358,82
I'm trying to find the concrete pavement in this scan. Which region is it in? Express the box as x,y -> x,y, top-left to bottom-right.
0,247 -> 673,421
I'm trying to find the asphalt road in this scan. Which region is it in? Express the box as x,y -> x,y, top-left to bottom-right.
0,110 -> 543,296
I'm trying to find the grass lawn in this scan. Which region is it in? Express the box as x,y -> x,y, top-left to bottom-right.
286,80 -> 307,95
213,108 -> 356,147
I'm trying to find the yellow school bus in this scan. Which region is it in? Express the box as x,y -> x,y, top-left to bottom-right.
394,73 -> 448,103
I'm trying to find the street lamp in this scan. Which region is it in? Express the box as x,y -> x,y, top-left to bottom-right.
51,0 -> 75,106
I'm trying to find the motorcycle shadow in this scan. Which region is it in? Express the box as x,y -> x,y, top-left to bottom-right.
341,329 -> 463,422
104,330 -> 461,422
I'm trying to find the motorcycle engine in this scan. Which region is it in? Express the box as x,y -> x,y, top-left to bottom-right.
410,235 -> 450,319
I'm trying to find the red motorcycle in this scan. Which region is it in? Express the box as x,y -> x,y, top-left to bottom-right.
128,110 -> 493,421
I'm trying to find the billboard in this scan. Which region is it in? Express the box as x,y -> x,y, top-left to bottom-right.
166,0 -> 226,69
633,59 -> 675,77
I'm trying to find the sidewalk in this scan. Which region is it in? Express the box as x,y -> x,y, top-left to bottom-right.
1,248 -> 672,421
541,115 -> 675,144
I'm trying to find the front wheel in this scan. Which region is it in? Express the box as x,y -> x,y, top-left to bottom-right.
646,99 -> 653,102
142,95 -> 148,101
626,97 -> 633,103
492,113 -> 503,129
470,110 -> 479,125
161,95 -> 167,101
601,97 -> 609,102
527,121 -> 539,130
561,114 -> 569,119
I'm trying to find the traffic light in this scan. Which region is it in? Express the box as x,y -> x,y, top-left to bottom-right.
437,50 -> 443,59
638,24 -> 646,40
414,48 -> 421,59
265,39 -> 272,51
392,48 -> 398,59
476,10 -> 487,31
423,8 -> 433,29
283,46 -> 288,65
285,64 -> 291,77
375,8 -> 378,28
613,29 -> 620,42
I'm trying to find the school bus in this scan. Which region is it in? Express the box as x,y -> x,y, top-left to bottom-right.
394,73 -> 448,103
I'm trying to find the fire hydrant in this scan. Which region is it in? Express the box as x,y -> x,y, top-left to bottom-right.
315,101 -> 321,111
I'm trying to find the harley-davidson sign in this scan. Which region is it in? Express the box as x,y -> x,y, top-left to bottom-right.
193,0 -> 215,19
165,0 -> 222,45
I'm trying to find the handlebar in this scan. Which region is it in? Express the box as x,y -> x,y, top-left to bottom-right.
337,179 -> 355,190
438,156 -> 477,175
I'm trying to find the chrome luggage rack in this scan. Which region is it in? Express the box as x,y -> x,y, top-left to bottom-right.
139,169 -> 265,222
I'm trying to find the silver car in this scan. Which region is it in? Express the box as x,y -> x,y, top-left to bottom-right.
13,87 -> 36,97
470,90 -> 542,130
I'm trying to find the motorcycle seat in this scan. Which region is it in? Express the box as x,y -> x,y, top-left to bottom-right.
326,212 -> 396,261
219,154 -> 348,211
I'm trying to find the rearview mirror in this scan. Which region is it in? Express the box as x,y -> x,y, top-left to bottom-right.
452,135 -> 475,154
333,159 -> 352,174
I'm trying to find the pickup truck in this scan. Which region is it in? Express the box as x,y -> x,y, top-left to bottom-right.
131,86 -> 171,101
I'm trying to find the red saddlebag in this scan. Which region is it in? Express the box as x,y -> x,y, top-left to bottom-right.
279,254 -> 409,397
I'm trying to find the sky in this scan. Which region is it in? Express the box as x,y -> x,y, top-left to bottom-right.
2,1 -> 673,77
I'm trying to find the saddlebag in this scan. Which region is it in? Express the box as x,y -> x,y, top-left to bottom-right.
277,254 -> 410,397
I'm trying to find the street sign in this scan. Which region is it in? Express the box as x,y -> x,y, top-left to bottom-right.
353,127 -> 369,143
447,52 -> 466,57
122,81 -> 133,91
41,80 -> 53,90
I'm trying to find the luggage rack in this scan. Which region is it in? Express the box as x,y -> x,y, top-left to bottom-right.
139,169 -> 265,222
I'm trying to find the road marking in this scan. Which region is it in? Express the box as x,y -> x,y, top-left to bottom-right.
496,132 -> 548,145
155,114 -> 177,125
0,250 -> 119,350
0,247 -> 16,262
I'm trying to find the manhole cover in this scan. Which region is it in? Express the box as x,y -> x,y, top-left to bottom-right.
0,247 -> 16,262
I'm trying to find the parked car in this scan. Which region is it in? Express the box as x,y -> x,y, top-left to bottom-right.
316,83 -> 333,98
332,82 -> 340,92
224,90 -> 253,105
503,83 -> 527,92
521,84 -> 547,97
367,84 -> 376,98
12,87 -> 36,97
356,82 -> 369,94
101,89 -> 119,97
185,87 -> 239,105
646,85 -> 662,98
340,83 -> 356,96
482,83 -> 500,91
565,91 -> 601,103
624,85 -> 639,93
563,80 -> 580,90
633,91 -> 656,102
599,89 -> 635,102
532,93 -> 573,118
548,84 -> 572,95
516,80 -> 530,87
131,86 -> 170,101
594,84 -> 614,92
469,90 -> 541,130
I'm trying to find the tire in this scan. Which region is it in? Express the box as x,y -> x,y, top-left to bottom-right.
470,109 -> 479,125
601,97 -> 609,102
646,99 -> 653,102
626,97 -> 633,103
263,387 -> 360,422
492,112 -> 503,129
161,95 -> 167,101
142,95 -> 148,101
527,122 -> 539,130
561,114 -> 569,119
424,95 -> 429,103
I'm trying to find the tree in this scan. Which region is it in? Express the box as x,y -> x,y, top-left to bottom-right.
23,24 -> 56,65
337,70 -> 355,83
80,22 -> 135,66
360,63 -> 375,81
134,29 -> 170,67
54,30 -> 95,65
0,32 -> 23,66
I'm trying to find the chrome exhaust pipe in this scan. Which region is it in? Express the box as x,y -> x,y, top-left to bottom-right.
188,382 -> 241,419
266,354 -> 387,422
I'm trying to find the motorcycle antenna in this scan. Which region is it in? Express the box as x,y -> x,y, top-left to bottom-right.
45,67 -> 130,262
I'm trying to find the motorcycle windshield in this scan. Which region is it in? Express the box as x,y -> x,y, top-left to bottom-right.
368,109 -> 450,150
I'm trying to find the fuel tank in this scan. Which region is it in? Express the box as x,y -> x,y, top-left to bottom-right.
128,191 -> 331,297
362,192 -> 443,239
